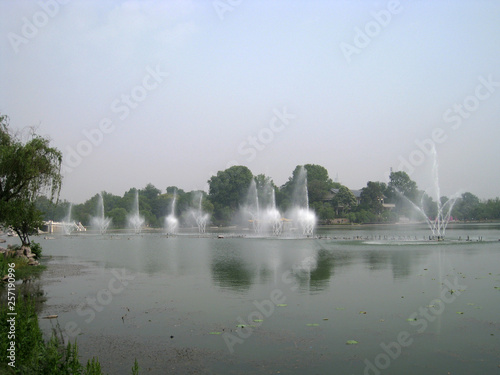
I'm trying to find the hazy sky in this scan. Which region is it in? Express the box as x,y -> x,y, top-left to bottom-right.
2,0 -> 500,203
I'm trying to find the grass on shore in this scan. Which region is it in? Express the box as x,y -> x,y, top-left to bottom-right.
1,247 -> 140,374
0,296 -> 140,374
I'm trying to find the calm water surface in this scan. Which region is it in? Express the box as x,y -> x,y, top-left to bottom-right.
32,223 -> 500,374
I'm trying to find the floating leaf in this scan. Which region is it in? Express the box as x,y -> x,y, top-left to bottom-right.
306,323 -> 319,326
323,318 -> 329,321
494,286 -> 500,290
209,332 -> 222,335
346,340 -> 358,345
277,304 -> 287,307
456,312 -> 464,314
407,318 -> 417,322
253,319 -> 263,322
335,307 -> 345,311
359,311 -> 367,314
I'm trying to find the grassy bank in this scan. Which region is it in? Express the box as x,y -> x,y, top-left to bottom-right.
0,295 -> 140,375
0,244 -> 140,374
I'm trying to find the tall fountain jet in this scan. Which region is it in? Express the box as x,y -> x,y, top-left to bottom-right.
245,179 -> 261,233
398,146 -> 459,238
62,203 -> 77,235
265,187 -> 283,236
289,166 -> 316,236
165,191 -> 179,234
91,193 -> 111,234
191,193 -> 209,233
243,179 -> 283,235
128,191 -> 145,234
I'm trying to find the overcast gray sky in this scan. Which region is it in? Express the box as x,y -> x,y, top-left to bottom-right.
1,0 -> 499,203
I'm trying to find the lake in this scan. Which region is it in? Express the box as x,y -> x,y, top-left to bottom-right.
27,223 -> 500,374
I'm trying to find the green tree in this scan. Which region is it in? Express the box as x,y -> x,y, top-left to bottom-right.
0,115 -> 62,245
453,192 -> 480,220
208,166 -> 253,223
388,171 -> 418,217
388,171 -> 418,201
108,207 -> 128,228
280,164 -> 338,212
332,185 -> 357,215
360,181 -> 386,215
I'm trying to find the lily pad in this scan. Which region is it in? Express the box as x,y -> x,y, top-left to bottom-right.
407,318 -> 417,322
306,323 -> 319,326
346,340 -> 358,345
277,304 -> 288,307
253,319 -> 263,322
359,311 -> 367,314
456,312 -> 464,314
209,332 -> 222,335
335,307 -> 345,311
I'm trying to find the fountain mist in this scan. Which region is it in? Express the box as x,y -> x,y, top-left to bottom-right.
128,191 -> 145,234
91,193 -> 111,234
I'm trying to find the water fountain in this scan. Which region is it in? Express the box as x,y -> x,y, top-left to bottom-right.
190,193 -> 209,233
287,166 -> 317,236
398,147 -> 459,239
91,193 -> 111,234
127,191 -> 145,234
62,203 -> 78,235
263,188 -> 283,236
243,179 -> 261,233
165,191 -> 179,234
242,180 -> 284,236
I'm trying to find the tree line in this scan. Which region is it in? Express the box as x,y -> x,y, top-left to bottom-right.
36,165 -> 500,229
2,115 -> 500,246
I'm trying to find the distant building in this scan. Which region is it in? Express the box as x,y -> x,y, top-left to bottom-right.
41,221 -> 86,233
324,188 -> 395,210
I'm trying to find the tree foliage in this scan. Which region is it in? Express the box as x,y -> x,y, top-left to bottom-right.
208,166 -> 253,222
0,115 -> 62,245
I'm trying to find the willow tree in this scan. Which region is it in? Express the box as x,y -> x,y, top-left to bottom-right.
0,115 -> 62,245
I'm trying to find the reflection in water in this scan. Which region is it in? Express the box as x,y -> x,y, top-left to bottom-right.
22,226 -> 500,375
211,253 -> 255,292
